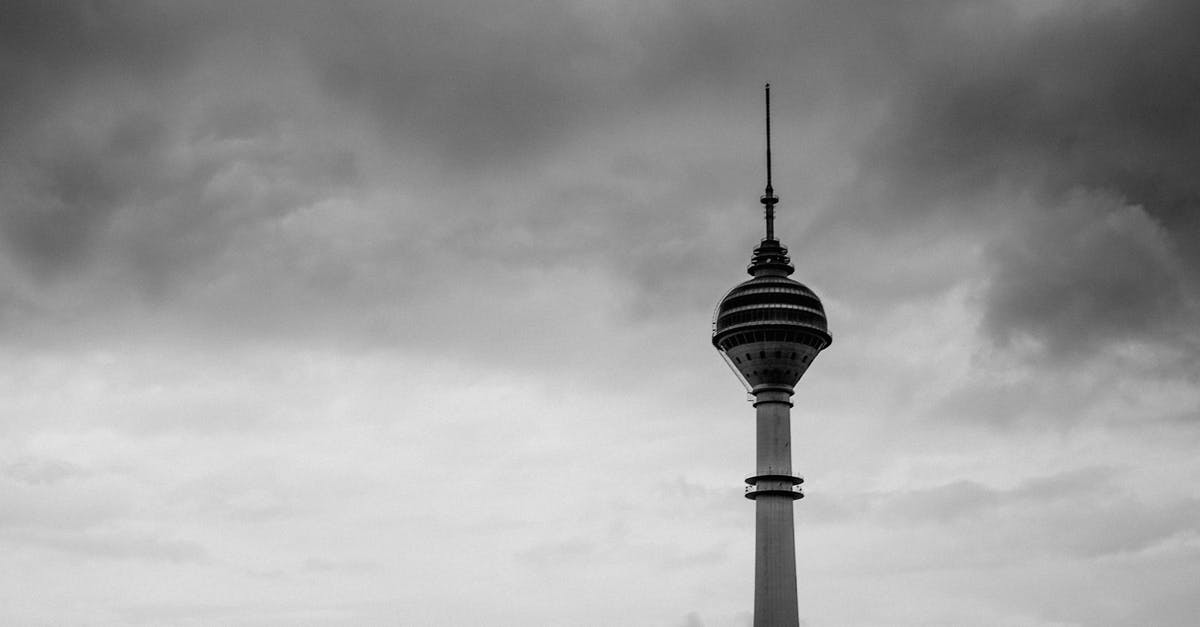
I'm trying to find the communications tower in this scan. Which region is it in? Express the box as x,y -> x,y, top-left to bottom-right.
711,84 -> 832,627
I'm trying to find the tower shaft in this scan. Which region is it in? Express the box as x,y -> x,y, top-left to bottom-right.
752,388 -> 800,627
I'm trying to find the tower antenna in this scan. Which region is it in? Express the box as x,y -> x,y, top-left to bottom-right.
761,83 -> 779,241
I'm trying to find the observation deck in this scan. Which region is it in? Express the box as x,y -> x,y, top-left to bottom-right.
712,237 -> 831,392
744,473 -> 805,500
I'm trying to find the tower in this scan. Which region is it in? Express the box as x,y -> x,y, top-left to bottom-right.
711,84 -> 832,627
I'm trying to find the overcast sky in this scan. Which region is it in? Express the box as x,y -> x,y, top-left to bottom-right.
2,1 -> 1199,625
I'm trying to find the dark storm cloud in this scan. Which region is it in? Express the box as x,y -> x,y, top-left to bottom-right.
0,5 -> 370,336
299,0 -> 891,173
2,102 -> 355,293
0,1 -> 232,282
2,112 -> 169,279
867,0 -> 1200,221
0,1 -> 223,137
300,0 -> 604,174
983,190 -> 1193,359
0,1 -> 607,322
5,0 -> 1196,369
861,0 -> 1200,358
3,0 -> 908,358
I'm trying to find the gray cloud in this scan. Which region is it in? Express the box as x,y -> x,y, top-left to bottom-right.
0,1 -> 923,363
0,464 -> 207,563
3,457 -> 86,486
822,467 -> 1199,563
858,0 -> 1200,360
660,542 -> 729,570
2,111 -> 171,279
514,536 -> 596,567
302,557 -> 382,574
301,0 -> 607,175
1,5 -> 1198,624
12,528 -> 207,563
10,1 -> 1195,368
0,479 -> 127,531
982,190 -> 1195,359
0,1 -> 220,136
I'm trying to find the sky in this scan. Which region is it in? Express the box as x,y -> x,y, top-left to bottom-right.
1,1 -> 1199,625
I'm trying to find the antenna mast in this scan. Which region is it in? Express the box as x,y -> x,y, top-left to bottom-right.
760,83 -> 779,241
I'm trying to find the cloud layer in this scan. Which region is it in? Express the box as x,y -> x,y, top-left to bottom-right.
1,1 -> 1198,626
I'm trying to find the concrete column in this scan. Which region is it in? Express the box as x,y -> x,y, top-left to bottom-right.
753,388 -> 799,627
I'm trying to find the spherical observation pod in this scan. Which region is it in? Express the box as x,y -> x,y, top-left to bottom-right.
712,238 -> 831,392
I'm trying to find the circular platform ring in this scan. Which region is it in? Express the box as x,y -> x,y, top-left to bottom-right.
744,473 -> 803,486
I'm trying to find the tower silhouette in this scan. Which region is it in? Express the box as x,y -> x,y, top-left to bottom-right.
711,84 -> 832,627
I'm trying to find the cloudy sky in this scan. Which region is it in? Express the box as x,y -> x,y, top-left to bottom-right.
2,1 -> 1199,625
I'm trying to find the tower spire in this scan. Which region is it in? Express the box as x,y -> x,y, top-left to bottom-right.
760,83 -> 779,241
